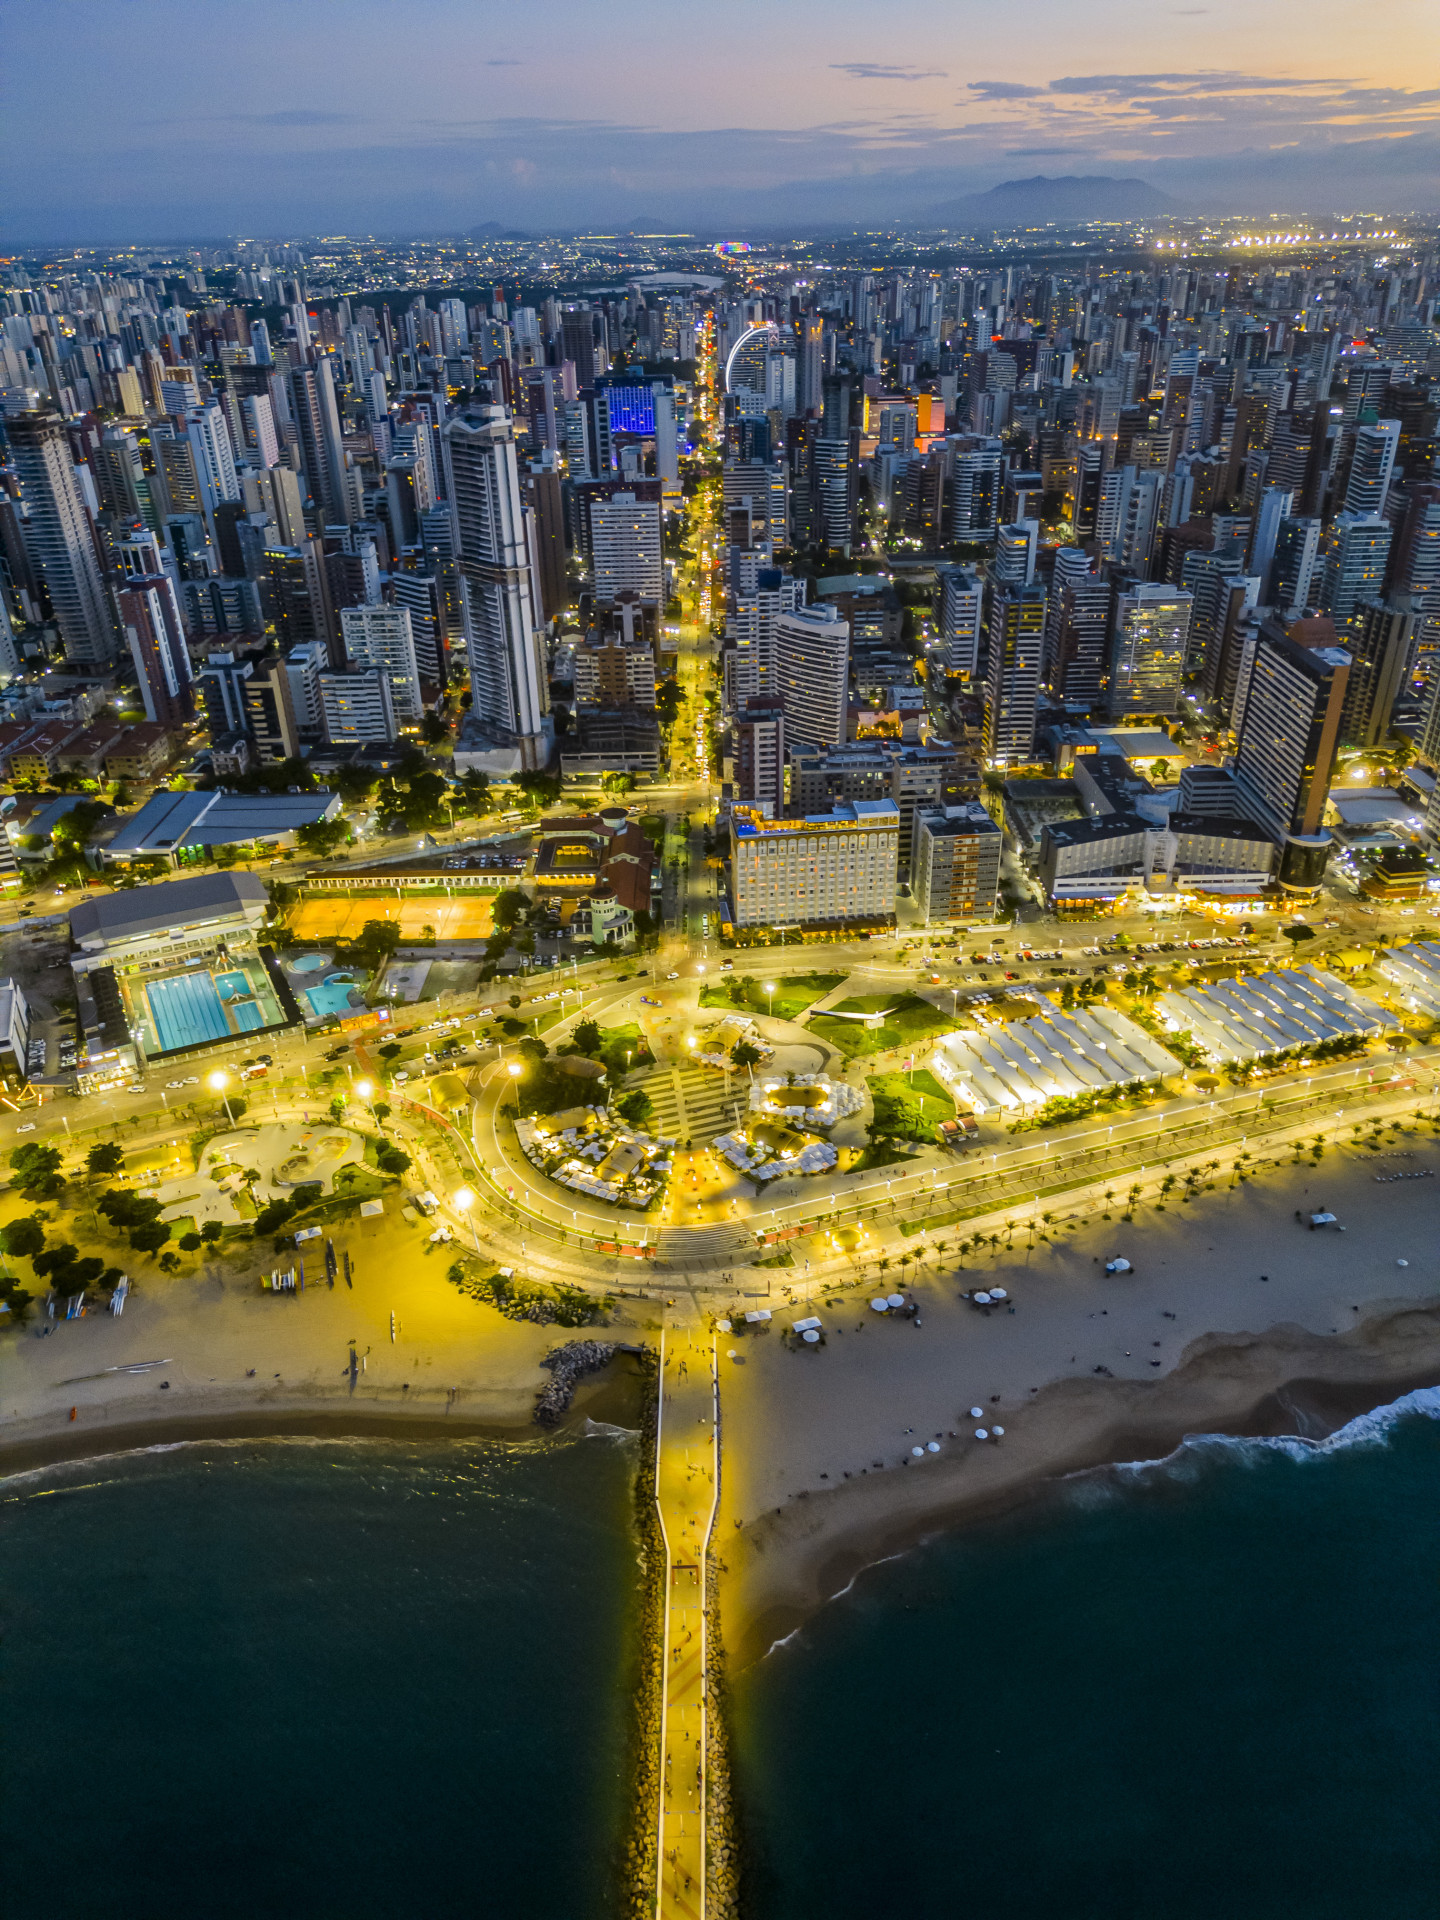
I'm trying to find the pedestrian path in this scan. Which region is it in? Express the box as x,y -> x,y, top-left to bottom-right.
635,1065 -> 742,1146
655,1322 -> 719,1918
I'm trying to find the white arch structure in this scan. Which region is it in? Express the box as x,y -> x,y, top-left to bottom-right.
724,323 -> 779,395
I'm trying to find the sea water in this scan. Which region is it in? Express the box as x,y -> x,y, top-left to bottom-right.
0,1432 -> 638,1920
733,1390 -> 1440,1920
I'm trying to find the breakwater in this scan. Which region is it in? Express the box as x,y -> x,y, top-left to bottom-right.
621,1345 -> 665,1916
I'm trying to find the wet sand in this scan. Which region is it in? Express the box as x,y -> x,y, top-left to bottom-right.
0,1205 -> 661,1472
716,1145 -> 1440,1666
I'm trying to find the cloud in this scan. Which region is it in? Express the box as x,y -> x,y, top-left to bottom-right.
246,108 -> 360,127
483,59 -> 523,67
1047,71 -> 1345,97
830,63 -> 946,82
966,81 -> 1043,100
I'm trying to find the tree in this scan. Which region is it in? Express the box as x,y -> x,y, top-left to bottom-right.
373,1101 -> 392,1127
731,1041 -> 762,1068
85,1141 -> 126,1178
655,681 -> 684,725
376,1142 -> 411,1175
1281,924 -> 1316,946
296,817 -> 349,858
9,1143 -> 65,1198
178,1231 -> 203,1252
200,1220 -> 224,1246
573,1018 -> 601,1055
128,1222 -> 172,1255
1,1214 -> 45,1258
517,1035 -> 549,1065
493,890 -> 528,933
420,711 -> 451,745
617,1089 -> 654,1128
379,1042 -> 403,1061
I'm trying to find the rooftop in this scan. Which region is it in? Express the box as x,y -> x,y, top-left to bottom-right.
70,871 -> 269,948
105,788 -> 340,857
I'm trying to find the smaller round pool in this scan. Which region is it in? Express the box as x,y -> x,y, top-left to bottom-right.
291,954 -> 329,973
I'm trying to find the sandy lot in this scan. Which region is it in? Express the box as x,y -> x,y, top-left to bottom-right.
289,897 -> 495,942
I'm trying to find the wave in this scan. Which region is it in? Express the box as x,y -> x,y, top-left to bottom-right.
1095,1384 -> 1440,1490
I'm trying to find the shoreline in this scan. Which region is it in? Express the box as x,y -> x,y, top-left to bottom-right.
719,1302 -> 1440,1668
0,1364 -> 648,1481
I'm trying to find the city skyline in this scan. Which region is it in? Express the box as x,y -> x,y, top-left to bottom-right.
5,0 -> 1440,240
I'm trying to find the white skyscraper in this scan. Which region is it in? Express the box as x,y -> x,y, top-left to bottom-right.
937,565 -> 983,677
590,491 -> 664,602
442,406 -> 547,758
774,602 -> 849,751
341,604 -> 424,727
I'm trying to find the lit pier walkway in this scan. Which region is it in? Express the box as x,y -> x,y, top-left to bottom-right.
655,1320 -> 719,1918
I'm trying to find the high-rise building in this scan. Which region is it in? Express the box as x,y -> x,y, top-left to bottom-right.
1339,599 -> 1415,747
1388,484 -> 1440,596
733,696 -> 786,818
811,437 -> 856,554
982,583 -> 1047,766
442,406 -> 547,759
1271,515 -> 1323,613
1046,564 -> 1112,713
8,410 -> 116,667
1342,419 -> 1401,518
1318,513 -> 1393,622
1107,583 -> 1192,720
285,640 -> 327,742
950,440 -> 1003,542
773,602 -> 849,751
729,800 -> 899,931
589,490 -> 663,602
1231,619 -> 1350,888
289,359 -> 353,526
259,540 -> 338,661
912,802 -> 1003,923
320,665 -> 396,745
341,603 -> 423,727
241,654 -> 301,765
1096,464 -> 1163,573
991,519 -> 1039,587
937,566 -> 983,678
118,576 -> 193,729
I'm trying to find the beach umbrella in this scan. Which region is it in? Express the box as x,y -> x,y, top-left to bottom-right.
974,1428 -> 989,1441
969,1407 -> 984,1418
974,1290 -> 992,1304
992,1426 -> 1005,1438
727,1349 -> 737,1358
912,1445 -> 924,1456
870,1297 -> 889,1312
887,1292 -> 905,1308
1397,1258 -> 1409,1267
990,1287 -> 1008,1300
802,1329 -> 820,1344
927,1441 -> 940,1453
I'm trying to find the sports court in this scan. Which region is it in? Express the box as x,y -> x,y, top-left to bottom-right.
289,897 -> 496,942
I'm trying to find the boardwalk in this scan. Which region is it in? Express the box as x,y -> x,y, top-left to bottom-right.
655,1321 -> 719,1918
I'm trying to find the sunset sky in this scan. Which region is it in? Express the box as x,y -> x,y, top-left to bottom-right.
7,0 -> 1438,236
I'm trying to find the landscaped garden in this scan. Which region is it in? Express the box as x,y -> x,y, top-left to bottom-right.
813,994 -> 955,1059
700,971 -> 846,1022
865,1068 -> 956,1141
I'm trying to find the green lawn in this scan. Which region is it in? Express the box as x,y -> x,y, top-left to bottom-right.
849,1141 -> 919,1172
700,971 -> 847,1022
866,1068 -> 956,1138
596,1022 -> 650,1077
816,994 -> 954,1059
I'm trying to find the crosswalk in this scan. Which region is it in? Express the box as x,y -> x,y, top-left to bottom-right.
631,1064 -> 745,1146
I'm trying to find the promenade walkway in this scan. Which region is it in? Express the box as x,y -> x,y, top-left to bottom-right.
655,1320 -> 719,1918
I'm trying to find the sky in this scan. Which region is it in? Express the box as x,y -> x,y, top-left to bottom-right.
5,0 -> 1439,239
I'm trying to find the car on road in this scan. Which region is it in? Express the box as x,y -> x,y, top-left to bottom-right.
666,971 -> 680,979
166,1080 -> 185,1088
641,995 -> 660,1006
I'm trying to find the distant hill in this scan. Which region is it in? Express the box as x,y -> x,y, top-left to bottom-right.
928,174 -> 1175,228
467,220 -> 532,241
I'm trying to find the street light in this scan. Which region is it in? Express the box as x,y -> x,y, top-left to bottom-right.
765,981 -> 776,1021
208,1070 -> 236,1127
453,1185 -> 482,1252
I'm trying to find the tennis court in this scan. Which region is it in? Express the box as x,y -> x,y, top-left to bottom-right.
289,897 -> 496,941
146,971 -> 229,1051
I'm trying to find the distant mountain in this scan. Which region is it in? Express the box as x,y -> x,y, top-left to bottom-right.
927,174 -> 1175,228
467,220 -> 532,241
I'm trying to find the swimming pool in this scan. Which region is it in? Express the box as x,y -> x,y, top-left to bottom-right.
146,972 -> 229,1051
305,976 -> 362,1020
291,953 -> 329,973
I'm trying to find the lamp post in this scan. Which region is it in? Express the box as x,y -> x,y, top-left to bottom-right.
208,1070 -> 236,1128
355,1078 -> 378,1125
508,1060 -> 522,1111
453,1185 -> 482,1252
765,980 -> 776,1023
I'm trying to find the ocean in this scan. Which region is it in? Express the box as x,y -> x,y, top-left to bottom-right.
732,1390 -> 1440,1920
0,1431 -> 639,1920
